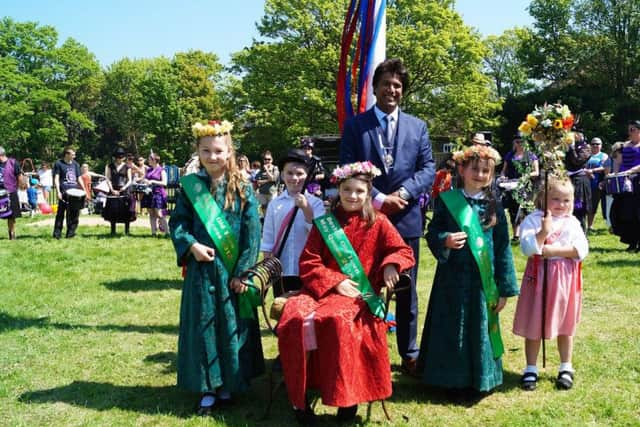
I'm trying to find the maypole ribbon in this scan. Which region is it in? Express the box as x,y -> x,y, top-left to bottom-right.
337,0 -> 387,131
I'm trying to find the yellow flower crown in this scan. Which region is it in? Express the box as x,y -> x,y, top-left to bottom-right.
192,120 -> 234,138
452,145 -> 501,164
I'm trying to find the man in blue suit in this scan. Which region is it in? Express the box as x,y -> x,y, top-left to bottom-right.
340,58 -> 435,375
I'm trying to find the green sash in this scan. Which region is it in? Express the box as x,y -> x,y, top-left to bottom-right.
313,213 -> 385,319
180,173 -> 260,319
439,190 -> 504,359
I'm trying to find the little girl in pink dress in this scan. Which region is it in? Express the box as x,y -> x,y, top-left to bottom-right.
513,177 -> 588,391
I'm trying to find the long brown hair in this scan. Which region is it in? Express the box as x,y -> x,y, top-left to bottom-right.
197,134 -> 248,211
331,174 -> 377,227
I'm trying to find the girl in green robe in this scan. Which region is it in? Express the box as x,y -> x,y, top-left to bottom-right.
169,120 -> 264,415
418,145 -> 519,393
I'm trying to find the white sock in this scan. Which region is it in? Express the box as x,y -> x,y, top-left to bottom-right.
523,365 -> 538,374
200,394 -> 216,407
559,362 -> 573,372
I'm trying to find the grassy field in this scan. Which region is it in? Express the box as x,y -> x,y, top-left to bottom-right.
0,215 -> 639,426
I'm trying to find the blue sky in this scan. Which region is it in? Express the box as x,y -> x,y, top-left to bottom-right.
2,0 -> 532,67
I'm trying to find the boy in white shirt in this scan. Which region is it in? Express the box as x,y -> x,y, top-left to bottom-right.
260,149 -> 325,295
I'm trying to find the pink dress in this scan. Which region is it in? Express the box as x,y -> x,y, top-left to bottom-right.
512,211 -> 589,339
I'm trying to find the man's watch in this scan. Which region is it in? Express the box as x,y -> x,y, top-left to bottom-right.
397,187 -> 411,201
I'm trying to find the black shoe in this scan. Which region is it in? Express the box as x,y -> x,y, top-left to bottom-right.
400,358 -> 419,377
626,244 -> 637,252
294,407 -> 317,426
556,370 -> 574,390
520,372 -> 538,391
336,405 -> 357,422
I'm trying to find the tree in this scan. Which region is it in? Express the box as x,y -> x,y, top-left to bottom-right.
520,0 -> 579,85
98,51 -> 224,164
0,18 -> 102,161
574,0 -> 640,96
483,28 -> 536,99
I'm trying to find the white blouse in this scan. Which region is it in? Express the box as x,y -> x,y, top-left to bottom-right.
520,210 -> 589,261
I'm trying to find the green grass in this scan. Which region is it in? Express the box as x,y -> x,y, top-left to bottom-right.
0,215 -> 639,426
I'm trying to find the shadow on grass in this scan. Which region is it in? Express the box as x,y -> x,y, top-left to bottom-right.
596,258 -> 640,267
0,311 -> 178,335
587,245 -> 626,254
18,381 -> 259,424
144,351 -> 177,374
387,365 -> 523,414
102,278 -> 182,292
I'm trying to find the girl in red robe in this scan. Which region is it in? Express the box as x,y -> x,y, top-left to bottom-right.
277,161 -> 415,424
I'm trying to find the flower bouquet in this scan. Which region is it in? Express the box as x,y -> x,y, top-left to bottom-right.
517,103 -> 575,176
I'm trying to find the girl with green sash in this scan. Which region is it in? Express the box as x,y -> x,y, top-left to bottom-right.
277,162 -> 415,424
417,145 -> 519,394
169,120 -> 264,415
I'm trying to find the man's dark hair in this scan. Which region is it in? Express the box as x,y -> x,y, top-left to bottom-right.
372,58 -> 409,90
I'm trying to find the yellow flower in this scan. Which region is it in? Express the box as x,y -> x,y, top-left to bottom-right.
553,119 -> 563,129
526,114 -> 539,128
518,121 -> 532,135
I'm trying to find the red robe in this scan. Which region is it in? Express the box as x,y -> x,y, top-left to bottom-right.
277,208 -> 415,409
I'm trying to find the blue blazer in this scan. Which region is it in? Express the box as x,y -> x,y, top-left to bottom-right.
340,108 -> 435,238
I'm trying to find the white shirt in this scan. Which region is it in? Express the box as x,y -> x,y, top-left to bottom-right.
520,210 -> 589,261
371,106 -> 400,209
38,168 -> 53,187
260,190 -> 325,276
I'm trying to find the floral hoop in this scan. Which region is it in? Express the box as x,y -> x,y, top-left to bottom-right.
330,161 -> 382,184
452,145 -> 501,165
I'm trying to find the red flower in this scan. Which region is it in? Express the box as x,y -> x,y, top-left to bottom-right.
208,120 -> 221,126
562,114 -> 574,130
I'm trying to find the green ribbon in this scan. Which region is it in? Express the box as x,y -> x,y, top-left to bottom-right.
181,173 -> 259,319
439,190 -> 504,359
313,213 -> 385,319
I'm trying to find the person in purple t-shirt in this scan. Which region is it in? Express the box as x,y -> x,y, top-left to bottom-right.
0,146 -> 23,240
610,120 -> 640,251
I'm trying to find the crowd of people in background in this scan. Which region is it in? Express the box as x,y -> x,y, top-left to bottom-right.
0,144 -> 171,239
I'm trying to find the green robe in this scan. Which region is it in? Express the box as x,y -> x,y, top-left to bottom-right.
418,195 -> 518,391
169,169 -> 264,393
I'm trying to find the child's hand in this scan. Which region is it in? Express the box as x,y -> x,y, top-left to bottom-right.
229,277 -> 248,294
293,193 -> 308,209
445,232 -> 467,249
493,297 -> 507,314
190,242 -> 215,262
383,265 -> 399,289
335,279 -> 361,298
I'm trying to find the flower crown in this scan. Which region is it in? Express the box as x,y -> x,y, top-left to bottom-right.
452,145 -> 501,164
192,120 -> 234,138
330,161 -> 382,184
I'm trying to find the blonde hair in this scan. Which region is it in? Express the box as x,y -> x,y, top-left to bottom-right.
197,133 -> 248,211
535,177 -> 574,213
331,174 -> 377,227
